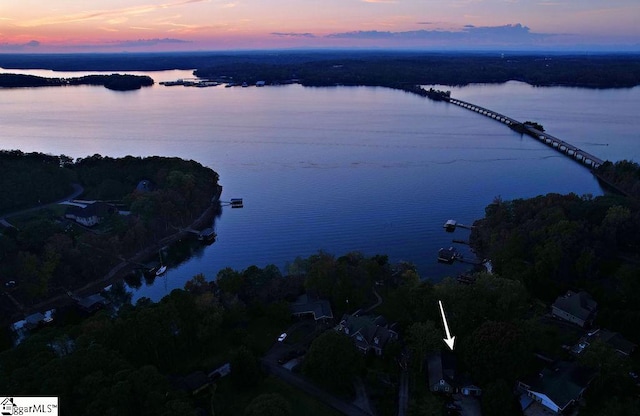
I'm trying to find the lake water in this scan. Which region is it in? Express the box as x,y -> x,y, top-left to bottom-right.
2,68 -> 639,302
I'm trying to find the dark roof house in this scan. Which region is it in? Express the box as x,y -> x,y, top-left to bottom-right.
135,179 -> 154,193
427,352 -> 456,393
571,328 -> 636,357
65,202 -> 116,227
171,371 -> 211,395
551,291 -> 597,328
591,329 -> 636,356
77,293 -> 109,313
427,352 -> 481,396
518,361 -> 596,414
335,313 -> 397,356
290,293 -> 333,321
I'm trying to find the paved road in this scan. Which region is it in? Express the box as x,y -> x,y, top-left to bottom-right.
262,358 -> 373,416
0,183 -> 84,227
363,288 -> 383,313
263,325 -> 373,416
397,370 -> 409,416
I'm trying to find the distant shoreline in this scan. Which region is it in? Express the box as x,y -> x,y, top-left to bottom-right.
1,51 -> 639,89
0,73 -> 154,91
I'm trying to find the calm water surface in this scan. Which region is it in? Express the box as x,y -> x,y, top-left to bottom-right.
2,68 -> 638,302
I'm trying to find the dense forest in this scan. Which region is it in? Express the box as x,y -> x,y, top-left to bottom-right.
0,73 -> 154,90
3,154 -> 640,414
0,152 -> 219,311
3,230 -> 639,415
193,53 -> 640,89
0,51 -> 638,88
596,160 -> 640,200
0,150 -> 76,214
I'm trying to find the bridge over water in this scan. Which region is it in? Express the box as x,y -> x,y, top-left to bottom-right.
445,97 -> 605,170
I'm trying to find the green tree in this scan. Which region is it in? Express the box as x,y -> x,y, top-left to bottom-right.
464,321 -> 531,385
578,340 -> 634,403
407,392 -> 444,416
244,393 -> 291,416
406,321 -> 441,372
230,346 -> 263,389
303,331 -> 363,395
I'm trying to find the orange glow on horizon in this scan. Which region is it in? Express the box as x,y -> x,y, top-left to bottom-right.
1,0 -> 639,52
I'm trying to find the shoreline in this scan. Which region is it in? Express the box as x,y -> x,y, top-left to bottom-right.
6,201 -> 221,323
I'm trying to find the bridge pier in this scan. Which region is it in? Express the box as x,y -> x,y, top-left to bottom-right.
443,95 -> 605,171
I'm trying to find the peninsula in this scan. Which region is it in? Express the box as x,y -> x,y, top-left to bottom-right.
0,151 -> 221,323
0,73 -> 154,91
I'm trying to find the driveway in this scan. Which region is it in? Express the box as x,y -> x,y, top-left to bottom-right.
0,183 -> 84,227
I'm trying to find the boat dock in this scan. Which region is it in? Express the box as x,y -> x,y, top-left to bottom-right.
443,219 -> 474,232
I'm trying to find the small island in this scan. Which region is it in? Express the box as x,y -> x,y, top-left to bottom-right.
0,73 -> 154,91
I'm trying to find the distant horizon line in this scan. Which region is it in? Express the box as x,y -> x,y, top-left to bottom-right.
1,47 -> 640,56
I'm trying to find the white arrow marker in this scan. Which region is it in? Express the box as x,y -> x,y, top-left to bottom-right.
438,300 -> 456,351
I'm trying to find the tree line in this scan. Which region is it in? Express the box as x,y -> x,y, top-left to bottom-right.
0,73 -> 154,90
0,152 -> 220,308
194,53 -> 640,89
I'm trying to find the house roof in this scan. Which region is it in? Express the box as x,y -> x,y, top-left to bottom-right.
427,352 -> 456,387
66,201 -> 115,219
291,293 -> 333,320
136,179 -> 154,192
77,293 -> 108,310
25,312 -> 45,326
596,329 -> 637,356
552,291 -> 597,321
527,361 -> 596,411
337,313 -> 396,351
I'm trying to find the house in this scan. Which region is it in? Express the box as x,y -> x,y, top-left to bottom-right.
572,328 -> 637,357
551,290 -> 597,328
65,201 -> 116,227
335,313 -> 397,356
427,352 -> 456,393
595,329 -> 637,356
10,309 -> 55,345
76,293 -> 109,313
427,352 -> 481,396
518,361 -> 596,414
171,371 -> 211,395
135,179 -> 154,193
290,293 -> 333,322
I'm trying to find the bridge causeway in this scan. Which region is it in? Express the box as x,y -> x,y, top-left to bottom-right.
446,97 -> 605,170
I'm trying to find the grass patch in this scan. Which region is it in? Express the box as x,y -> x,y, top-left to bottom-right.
7,205 -> 66,229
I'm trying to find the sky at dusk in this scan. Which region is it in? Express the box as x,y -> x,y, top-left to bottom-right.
1,0 -> 639,52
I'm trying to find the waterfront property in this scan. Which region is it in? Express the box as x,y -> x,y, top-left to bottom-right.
335,313 -> 397,356
64,201 -> 117,227
290,293 -> 334,322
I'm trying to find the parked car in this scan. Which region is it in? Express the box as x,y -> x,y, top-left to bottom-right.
277,333 -> 287,342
